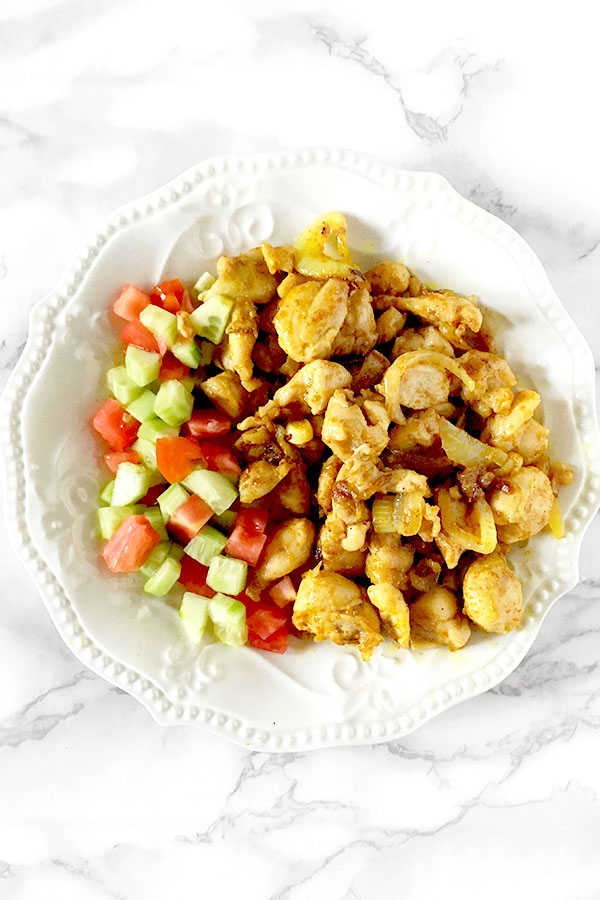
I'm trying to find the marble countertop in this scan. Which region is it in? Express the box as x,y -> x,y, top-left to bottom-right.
1,2 -> 599,898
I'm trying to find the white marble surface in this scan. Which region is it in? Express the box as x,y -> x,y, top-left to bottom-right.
1,1 -> 600,897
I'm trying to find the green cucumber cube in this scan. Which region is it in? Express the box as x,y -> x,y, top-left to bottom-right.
182,467 -> 238,515
209,593 -> 248,646
184,525 -> 228,566
170,542 -> 184,561
139,305 -> 177,348
213,509 -> 237,532
99,479 -> 115,505
110,462 -> 152,506
193,271 -> 216,293
125,345 -> 161,387
106,365 -> 143,405
139,542 -> 171,577
171,337 -> 202,369
126,389 -> 157,423
179,591 -> 211,643
137,417 -> 180,442
189,294 -> 234,344
157,483 -> 190,521
97,505 -> 136,540
132,437 -> 158,471
179,375 -> 196,393
154,381 -> 194,427
141,506 -> 168,541
206,555 -> 248,596
144,556 -> 181,596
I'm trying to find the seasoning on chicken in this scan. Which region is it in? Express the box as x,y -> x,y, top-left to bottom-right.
208,247 -> 278,303
462,551 -> 523,633
367,584 -> 410,647
331,286 -> 378,357
488,465 -> 555,543
225,297 -> 261,392
274,279 -> 349,362
322,390 -> 390,461
256,517 -> 316,584
409,586 -> 471,650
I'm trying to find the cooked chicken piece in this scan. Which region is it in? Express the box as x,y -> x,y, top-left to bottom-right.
293,567 -> 382,660
366,261 -> 411,295
252,333 -> 287,373
512,418 -> 549,465
317,514 -> 367,575
331,482 -> 369,526
435,529 -> 464,569
393,290 -> 483,334
224,297 -> 261,391
317,455 -> 343,513
410,586 -> 471,650
388,408 -> 442,452
349,350 -> 390,392
418,503 -> 441,541
459,350 -> 516,418
200,371 -> 247,419
267,361 -> 352,416
376,354 -> 451,417
238,459 -> 292,504
549,461 -> 575,493
408,274 -> 422,296
408,557 -> 442,593
258,298 -> 279,333
279,356 -> 301,378
482,390 -> 540,446
261,242 -> 295,275
462,551 -> 523,633
488,466 -> 554,543
208,248 -> 277,303
383,467 -> 431,495
274,279 -> 349,362
376,308 -> 407,344
437,487 -> 497,554
234,425 -> 280,464
322,390 -> 390,462
391,325 -> 455,360
367,584 -> 410,647
277,272 -> 307,298
256,517 -> 316,583
365,533 -> 414,590
273,462 -> 311,515
331,286 -> 377,357
335,446 -> 391,500
294,211 -> 359,281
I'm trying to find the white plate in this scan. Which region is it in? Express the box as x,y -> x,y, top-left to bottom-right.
2,149 -> 599,751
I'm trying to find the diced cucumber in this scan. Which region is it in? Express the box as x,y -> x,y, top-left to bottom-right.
106,365 -> 143,406
183,467 -> 238,515
194,271 -> 216,293
154,381 -> 194,427
99,479 -> 115,505
213,509 -> 237,532
180,375 -> 196,393
144,556 -> 181,596
125,345 -> 161,387
206,555 -> 248,596
179,591 -> 211,643
132,437 -> 158,471
139,304 -> 177,348
170,542 -> 184,561
126,389 -> 157,423
189,294 -> 234,344
157,483 -> 190,520
209,593 -> 248,646
185,526 -> 228,566
110,462 -> 152,506
97,504 -> 136,540
139,541 -> 171,577
171,337 -> 202,369
137,417 -> 179,443
141,506 -> 168,541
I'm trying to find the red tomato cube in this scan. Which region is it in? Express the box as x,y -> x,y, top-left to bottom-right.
178,555 -> 216,597
268,576 -> 297,608
246,602 -> 288,640
156,436 -> 204,484
93,399 -> 139,451
102,514 -> 161,573
140,484 -> 167,506
153,279 -> 185,302
226,508 -> 269,566
159,352 -> 190,382
104,449 -> 140,474
198,442 -> 241,479
119,320 -> 161,354
248,624 -> 288,654
168,494 -> 213,543
113,284 -> 151,321
184,408 -> 231,439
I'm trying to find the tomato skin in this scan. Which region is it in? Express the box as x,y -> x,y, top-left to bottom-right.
93,399 -> 139,451
178,555 -> 216,597
119,320 -> 161,354
248,624 -> 288,653
168,494 -> 213,543
181,289 -> 195,313
156,436 -> 204,484
102,514 -> 161,573
225,508 -> 268,565
198,442 -> 241,478
159,352 -> 190,382
246,602 -> 288,640
113,284 -> 151,321
184,409 -> 231,439
104,449 -> 140,474
153,279 -> 185,302
268,576 -> 297,608
140,484 -> 167,506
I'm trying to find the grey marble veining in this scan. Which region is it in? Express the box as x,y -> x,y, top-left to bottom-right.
1,1 -> 599,898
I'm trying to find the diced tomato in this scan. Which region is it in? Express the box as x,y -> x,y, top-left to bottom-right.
102,514 -> 161,573
104,449 -> 140,474
178,555 -> 216,597
93,398 -> 139,451
246,602 -> 288,640
248,624 -> 288,654
119,319 -> 161,354
152,292 -> 180,314
181,289 -> 195,313
198,442 -> 241,479
153,279 -> 185,302
140,484 -> 167,506
268,576 -> 297,608
168,494 -> 213,543
156,436 -> 204,484
184,408 -> 231,439
159,352 -> 190,382
226,508 -> 268,566
113,284 -> 151,321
